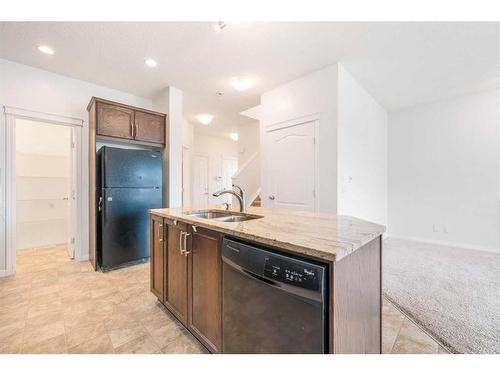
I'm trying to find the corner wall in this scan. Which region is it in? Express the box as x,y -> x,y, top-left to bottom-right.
260,64 -> 339,213
388,90 -> 500,252
337,65 -> 388,226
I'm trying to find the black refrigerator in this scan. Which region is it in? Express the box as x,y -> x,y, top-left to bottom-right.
96,146 -> 163,270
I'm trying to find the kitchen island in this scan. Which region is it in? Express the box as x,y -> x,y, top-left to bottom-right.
149,206 -> 385,354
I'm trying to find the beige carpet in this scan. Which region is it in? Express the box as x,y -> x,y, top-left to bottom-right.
383,238 -> 500,354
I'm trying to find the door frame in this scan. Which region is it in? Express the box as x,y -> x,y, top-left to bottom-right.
263,113 -> 320,212
1,106 -> 85,276
192,153 -> 210,206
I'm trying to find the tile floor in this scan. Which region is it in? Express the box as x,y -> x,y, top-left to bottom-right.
0,245 -> 449,354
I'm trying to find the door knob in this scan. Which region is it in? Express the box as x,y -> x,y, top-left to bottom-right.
268,195 -> 275,200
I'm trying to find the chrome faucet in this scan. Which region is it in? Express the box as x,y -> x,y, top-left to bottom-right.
213,184 -> 246,212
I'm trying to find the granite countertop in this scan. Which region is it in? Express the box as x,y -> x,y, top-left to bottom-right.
149,206 -> 385,262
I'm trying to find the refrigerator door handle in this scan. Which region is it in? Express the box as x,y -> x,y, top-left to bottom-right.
101,190 -> 106,223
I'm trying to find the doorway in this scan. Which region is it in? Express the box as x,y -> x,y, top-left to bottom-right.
193,154 -> 209,206
15,119 -> 75,257
2,106 -> 84,276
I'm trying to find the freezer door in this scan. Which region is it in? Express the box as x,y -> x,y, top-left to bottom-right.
100,187 -> 162,269
102,146 -> 162,188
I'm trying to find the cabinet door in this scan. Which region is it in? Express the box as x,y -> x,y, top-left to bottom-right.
188,226 -> 222,353
165,221 -> 188,325
96,103 -> 134,139
134,111 -> 165,144
150,216 -> 165,300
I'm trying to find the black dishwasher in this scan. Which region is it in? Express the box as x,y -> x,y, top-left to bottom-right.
222,237 -> 328,353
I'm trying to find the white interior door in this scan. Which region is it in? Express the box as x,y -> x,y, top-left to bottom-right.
67,128 -> 77,258
266,121 -> 316,211
193,155 -> 209,206
221,158 -> 238,205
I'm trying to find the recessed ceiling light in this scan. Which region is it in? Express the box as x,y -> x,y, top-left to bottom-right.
37,45 -> 54,55
229,133 -> 239,141
145,58 -> 157,67
229,77 -> 254,91
214,21 -> 227,32
196,114 -> 214,125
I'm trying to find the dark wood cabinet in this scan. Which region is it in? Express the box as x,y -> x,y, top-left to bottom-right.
187,226 -> 223,353
149,217 -> 223,353
165,220 -> 189,325
134,110 -> 165,144
88,97 -> 166,146
150,215 -> 165,300
96,102 -> 134,139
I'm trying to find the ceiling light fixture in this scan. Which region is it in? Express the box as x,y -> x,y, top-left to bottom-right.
229,133 -> 239,141
196,114 -> 214,125
214,21 -> 227,32
37,45 -> 54,55
145,58 -> 157,67
229,77 -> 254,91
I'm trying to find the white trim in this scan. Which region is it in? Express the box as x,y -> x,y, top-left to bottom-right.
386,235 -> 500,254
264,112 -> 320,132
1,105 -> 86,277
3,106 -> 84,127
0,269 -> 12,277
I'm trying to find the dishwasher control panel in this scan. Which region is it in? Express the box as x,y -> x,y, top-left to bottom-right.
263,256 -> 320,291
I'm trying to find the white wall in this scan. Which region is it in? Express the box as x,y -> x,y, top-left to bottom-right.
193,133 -> 238,205
182,118 -> 195,206
260,64 -> 338,213
152,87 -> 184,208
237,121 -> 260,166
337,65 -> 388,226
16,119 -> 71,250
388,90 -> 500,252
0,58 -> 152,270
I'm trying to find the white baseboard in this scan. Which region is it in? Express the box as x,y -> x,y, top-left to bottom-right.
0,269 -> 14,277
385,234 -> 500,254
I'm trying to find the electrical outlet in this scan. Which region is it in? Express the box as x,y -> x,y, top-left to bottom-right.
443,225 -> 448,234
433,224 -> 440,232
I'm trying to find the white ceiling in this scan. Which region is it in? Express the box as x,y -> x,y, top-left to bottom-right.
1,22 -> 499,136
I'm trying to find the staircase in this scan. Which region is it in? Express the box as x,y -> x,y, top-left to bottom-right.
231,152 -> 261,210
251,195 -> 261,207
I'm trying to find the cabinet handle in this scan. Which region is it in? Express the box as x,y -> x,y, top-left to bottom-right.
158,223 -> 163,242
179,231 -> 185,254
130,121 -> 134,137
184,233 -> 191,256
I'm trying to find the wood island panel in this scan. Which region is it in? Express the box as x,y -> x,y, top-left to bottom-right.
332,236 -> 382,353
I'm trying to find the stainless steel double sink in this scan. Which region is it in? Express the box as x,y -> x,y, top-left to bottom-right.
183,209 -> 263,223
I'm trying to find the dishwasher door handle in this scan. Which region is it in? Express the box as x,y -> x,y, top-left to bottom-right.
223,256 -> 279,288
241,268 -> 278,287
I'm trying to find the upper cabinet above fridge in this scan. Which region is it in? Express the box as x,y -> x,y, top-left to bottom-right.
88,97 -> 167,146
